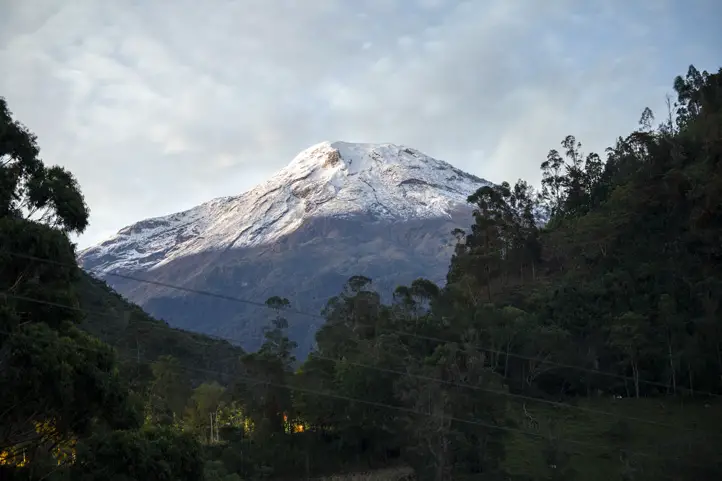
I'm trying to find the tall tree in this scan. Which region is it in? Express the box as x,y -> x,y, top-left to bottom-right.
0,97 -> 89,234
234,297 -> 297,437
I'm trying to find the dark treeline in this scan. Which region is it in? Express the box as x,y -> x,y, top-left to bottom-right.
1,65 -> 721,481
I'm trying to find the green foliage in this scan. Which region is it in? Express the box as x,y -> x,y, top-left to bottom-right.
203,460 -> 242,481
146,355 -> 192,426
75,273 -> 243,387
0,97 -> 89,234
0,323 -> 141,452
71,426 -> 205,481
232,297 -> 297,438
0,217 -> 81,334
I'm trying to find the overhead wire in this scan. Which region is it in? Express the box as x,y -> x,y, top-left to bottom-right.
0,325 -> 708,474
2,249 -> 721,399
1,291 -> 719,439
2,243 -> 718,473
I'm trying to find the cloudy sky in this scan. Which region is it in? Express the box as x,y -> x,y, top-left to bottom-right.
1,0 -> 719,248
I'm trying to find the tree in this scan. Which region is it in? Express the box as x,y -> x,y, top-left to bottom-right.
185,382 -> 227,444
0,97 -> 89,234
259,296 -> 297,369
147,355 -> 192,426
71,426 -> 205,481
540,149 -> 566,218
463,184 -> 514,300
233,297 -> 297,438
639,107 -> 655,132
395,342 -> 507,480
0,323 -> 142,464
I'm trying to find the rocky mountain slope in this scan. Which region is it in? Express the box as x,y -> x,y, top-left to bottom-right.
79,141 -> 491,355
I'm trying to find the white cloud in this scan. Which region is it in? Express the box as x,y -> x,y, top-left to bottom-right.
0,0 -> 718,248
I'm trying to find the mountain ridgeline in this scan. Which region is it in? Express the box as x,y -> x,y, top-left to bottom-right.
1,64 -> 721,481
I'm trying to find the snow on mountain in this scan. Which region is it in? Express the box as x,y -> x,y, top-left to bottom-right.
79,141 -> 490,275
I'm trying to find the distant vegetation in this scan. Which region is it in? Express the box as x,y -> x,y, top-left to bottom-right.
1,64 -> 721,481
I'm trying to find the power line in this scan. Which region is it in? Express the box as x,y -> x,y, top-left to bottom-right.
2,291 -> 720,437
0,326 -> 708,473
3,248 -> 720,398
5,250 -> 320,317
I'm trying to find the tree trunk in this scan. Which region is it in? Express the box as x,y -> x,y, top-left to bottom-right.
667,340 -> 676,395
717,341 -> 722,391
504,341 -> 511,378
623,376 -> 630,398
305,444 -> 311,480
485,267 -> 492,302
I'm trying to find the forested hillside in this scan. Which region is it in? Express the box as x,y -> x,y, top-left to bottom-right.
76,273 -> 242,385
1,64 -> 721,481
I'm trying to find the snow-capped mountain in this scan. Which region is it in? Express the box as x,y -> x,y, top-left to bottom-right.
81,141 -> 487,274
79,141 -> 490,356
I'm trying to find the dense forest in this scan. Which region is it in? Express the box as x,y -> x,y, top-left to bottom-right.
1,64 -> 721,481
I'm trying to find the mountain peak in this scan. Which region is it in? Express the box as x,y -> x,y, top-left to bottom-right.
287,141 -> 422,173
80,141 -> 490,275
282,140 -> 486,188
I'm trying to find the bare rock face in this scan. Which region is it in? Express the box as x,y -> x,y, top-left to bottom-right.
79,141 -> 490,357
322,148 -> 341,168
